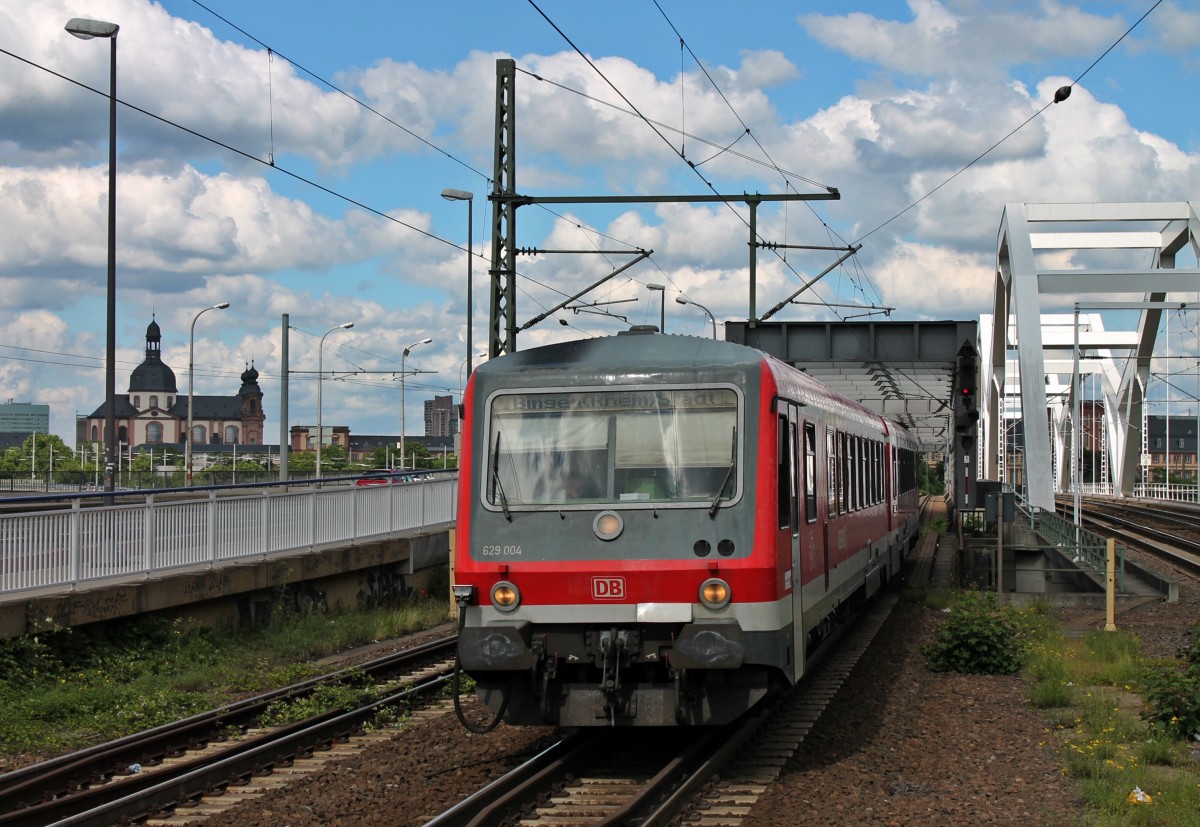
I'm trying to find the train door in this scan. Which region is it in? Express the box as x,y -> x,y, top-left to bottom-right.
824,426 -> 837,591
797,419 -> 819,669
777,406 -> 802,677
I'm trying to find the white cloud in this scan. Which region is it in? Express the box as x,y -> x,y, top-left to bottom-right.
1,0 -> 1198,443
798,1 -> 1126,79
870,240 -> 992,315
0,164 -> 363,289
736,50 -> 800,89
1,0 -> 413,171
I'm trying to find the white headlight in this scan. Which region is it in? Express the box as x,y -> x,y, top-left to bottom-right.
593,510 -> 624,541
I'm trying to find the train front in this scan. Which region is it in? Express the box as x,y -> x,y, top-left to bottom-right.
453,334 -> 786,727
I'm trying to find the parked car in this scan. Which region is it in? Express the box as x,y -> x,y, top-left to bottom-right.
355,470 -> 432,486
356,470 -> 407,486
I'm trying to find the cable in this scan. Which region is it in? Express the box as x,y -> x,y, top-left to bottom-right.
515,68 -> 826,188
187,1 -> 698,334
853,0 -> 1164,246
189,0 -> 486,186
524,3 -> 859,321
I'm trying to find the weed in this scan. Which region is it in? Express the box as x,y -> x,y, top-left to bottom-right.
1020,618 -> 1200,826
259,673 -> 377,726
0,595 -> 452,759
1141,625 -> 1200,742
921,590 -> 1042,675
1030,678 -> 1075,709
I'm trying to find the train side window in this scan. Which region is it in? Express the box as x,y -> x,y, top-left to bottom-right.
868,439 -> 878,504
804,422 -> 817,523
871,441 -> 879,504
876,442 -> 884,503
790,420 -> 801,531
846,435 -> 855,512
839,431 -> 849,514
776,415 -> 795,530
856,437 -> 865,510
826,428 -> 837,518
851,436 -> 860,511
865,439 -> 873,506
866,439 -> 873,506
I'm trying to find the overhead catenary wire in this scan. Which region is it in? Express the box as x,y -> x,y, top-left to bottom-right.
0,45 -> 609,340
190,0 -> 681,326
1,0 -> 1165,398
525,0 -> 858,321
853,0 -> 1164,245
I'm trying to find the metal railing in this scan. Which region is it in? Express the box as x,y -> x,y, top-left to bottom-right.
1031,506 -> 1126,589
0,468 -> 312,493
0,473 -> 457,597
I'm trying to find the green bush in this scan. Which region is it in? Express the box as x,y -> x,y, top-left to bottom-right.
921,591 -> 1033,675
1142,625 -> 1200,741
924,515 -> 948,536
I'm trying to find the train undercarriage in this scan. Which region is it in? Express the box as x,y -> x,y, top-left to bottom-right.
458,620 -> 783,727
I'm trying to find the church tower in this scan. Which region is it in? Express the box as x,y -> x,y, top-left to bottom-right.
239,362 -> 265,445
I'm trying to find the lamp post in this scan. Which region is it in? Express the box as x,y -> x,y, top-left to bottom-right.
185,301 -> 230,485
66,16 -> 119,492
675,296 -> 717,339
400,337 -> 432,470
459,351 -> 487,402
316,322 -> 354,479
441,189 -> 474,377
647,283 -> 666,333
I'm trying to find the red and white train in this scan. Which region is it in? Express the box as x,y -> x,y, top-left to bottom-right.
452,329 -> 920,727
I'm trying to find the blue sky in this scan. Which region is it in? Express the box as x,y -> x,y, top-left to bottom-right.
1,0 -> 1198,445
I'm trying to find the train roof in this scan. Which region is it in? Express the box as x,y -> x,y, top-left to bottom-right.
473,330 -> 916,445
474,330 -> 766,378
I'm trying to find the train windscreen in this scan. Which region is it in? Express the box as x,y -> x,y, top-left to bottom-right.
484,386 -> 739,508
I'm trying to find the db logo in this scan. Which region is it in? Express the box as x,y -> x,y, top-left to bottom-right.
592,576 -> 626,600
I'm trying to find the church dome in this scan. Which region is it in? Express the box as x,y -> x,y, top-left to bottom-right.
239,362 -> 262,396
128,316 -> 178,393
129,359 -> 178,393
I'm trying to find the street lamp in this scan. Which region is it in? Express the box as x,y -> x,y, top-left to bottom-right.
185,302 -> 230,485
316,322 -> 354,479
66,16 -> 119,492
441,189 -> 474,377
676,296 -> 717,339
647,283 -> 666,333
459,351 -> 487,402
400,337 -> 432,470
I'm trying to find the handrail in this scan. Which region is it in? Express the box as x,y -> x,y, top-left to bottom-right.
0,473 -> 458,598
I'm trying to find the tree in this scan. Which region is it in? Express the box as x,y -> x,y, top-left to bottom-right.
371,445 -> 392,468
402,441 -> 431,470
288,451 -> 316,473
322,444 -> 351,471
2,433 -> 81,474
918,457 -> 944,495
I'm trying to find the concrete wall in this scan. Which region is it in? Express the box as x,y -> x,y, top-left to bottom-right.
0,529 -> 451,640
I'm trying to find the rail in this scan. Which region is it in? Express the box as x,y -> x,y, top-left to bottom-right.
0,473 -> 458,598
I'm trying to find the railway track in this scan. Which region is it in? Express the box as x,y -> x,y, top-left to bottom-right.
0,636 -> 458,827
1061,496 -> 1200,578
425,593 -> 899,827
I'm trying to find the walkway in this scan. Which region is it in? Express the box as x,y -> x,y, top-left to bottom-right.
907,496 -> 955,589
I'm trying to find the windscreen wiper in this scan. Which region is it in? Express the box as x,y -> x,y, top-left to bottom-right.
490,431 -> 512,522
708,427 -> 737,518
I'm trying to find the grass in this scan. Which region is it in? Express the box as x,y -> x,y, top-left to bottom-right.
913,587 -> 1200,824
1027,624 -> 1200,825
0,596 -> 452,759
